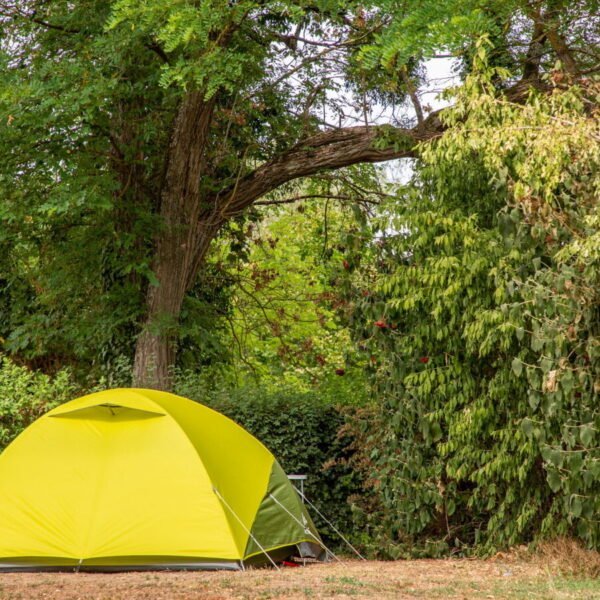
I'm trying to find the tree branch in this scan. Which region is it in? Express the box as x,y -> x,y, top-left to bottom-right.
254,193 -> 379,206
213,110 -> 443,218
210,73 -> 551,221
401,67 -> 425,125
525,5 -> 580,77
145,41 -> 170,64
0,5 -> 80,34
521,20 -> 546,81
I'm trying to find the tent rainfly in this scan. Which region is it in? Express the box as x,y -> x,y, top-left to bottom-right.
0,388 -> 326,571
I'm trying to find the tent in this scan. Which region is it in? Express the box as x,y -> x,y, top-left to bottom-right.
0,388 -> 325,571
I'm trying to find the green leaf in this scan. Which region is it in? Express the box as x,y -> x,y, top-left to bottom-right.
547,470 -> 562,493
446,498 -> 456,516
570,496 -> 582,518
528,391 -> 540,411
580,424 -> 595,446
511,358 -> 523,377
521,418 -> 533,437
549,449 -> 563,467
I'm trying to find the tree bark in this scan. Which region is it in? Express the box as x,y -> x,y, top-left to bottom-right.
211,117 -> 442,218
522,21 -> 546,81
132,92 -> 219,389
526,6 -> 580,78
132,217 -> 222,389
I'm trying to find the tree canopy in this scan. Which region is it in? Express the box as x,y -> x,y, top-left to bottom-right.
2,0 -> 597,386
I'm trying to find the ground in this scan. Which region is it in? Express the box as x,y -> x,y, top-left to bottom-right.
0,559 -> 599,599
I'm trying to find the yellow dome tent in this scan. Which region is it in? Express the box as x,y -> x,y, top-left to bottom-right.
0,388 -> 325,570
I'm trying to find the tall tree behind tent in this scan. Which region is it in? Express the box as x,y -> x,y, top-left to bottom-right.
0,0 -> 597,388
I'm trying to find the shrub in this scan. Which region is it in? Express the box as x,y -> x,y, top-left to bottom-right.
341,75 -> 600,555
0,355 -> 78,450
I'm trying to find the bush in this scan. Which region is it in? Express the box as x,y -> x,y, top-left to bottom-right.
0,355 -> 78,450
341,76 -> 600,555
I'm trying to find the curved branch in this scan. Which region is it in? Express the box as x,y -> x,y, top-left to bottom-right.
214,110 -> 444,218
209,74 -> 549,221
525,6 -> 581,77
255,194 -> 379,206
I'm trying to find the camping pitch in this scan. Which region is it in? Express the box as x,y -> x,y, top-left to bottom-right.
0,388 -> 325,571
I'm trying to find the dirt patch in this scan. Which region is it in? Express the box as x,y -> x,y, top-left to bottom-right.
0,559 -> 597,599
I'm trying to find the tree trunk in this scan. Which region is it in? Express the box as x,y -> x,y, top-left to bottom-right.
132,218 -> 221,389
132,92 -> 218,389
526,7 -> 581,78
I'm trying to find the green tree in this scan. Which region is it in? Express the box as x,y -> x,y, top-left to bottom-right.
224,189 -> 377,383
0,0 -> 596,388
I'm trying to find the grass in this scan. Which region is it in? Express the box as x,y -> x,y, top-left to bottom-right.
533,538 -> 600,579
0,558 -> 599,599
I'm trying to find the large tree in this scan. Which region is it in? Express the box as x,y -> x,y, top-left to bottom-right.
0,0 -> 596,388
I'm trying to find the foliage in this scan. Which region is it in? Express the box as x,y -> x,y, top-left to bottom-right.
215,191 -> 377,385
0,0 -> 395,376
361,0 -> 599,78
1,0 -> 596,384
0,356 -> 78,450
0,0 -> 163,374
344,60 -> 600,555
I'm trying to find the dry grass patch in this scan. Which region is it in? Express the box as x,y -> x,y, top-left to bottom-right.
533,537 -> 600,579
0,558 -> 598,599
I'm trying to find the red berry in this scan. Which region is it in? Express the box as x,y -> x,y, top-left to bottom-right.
335,368 -> 345,376
419,356 -> 429,364
374,320 -> 387,329
342,259 -> 350,270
